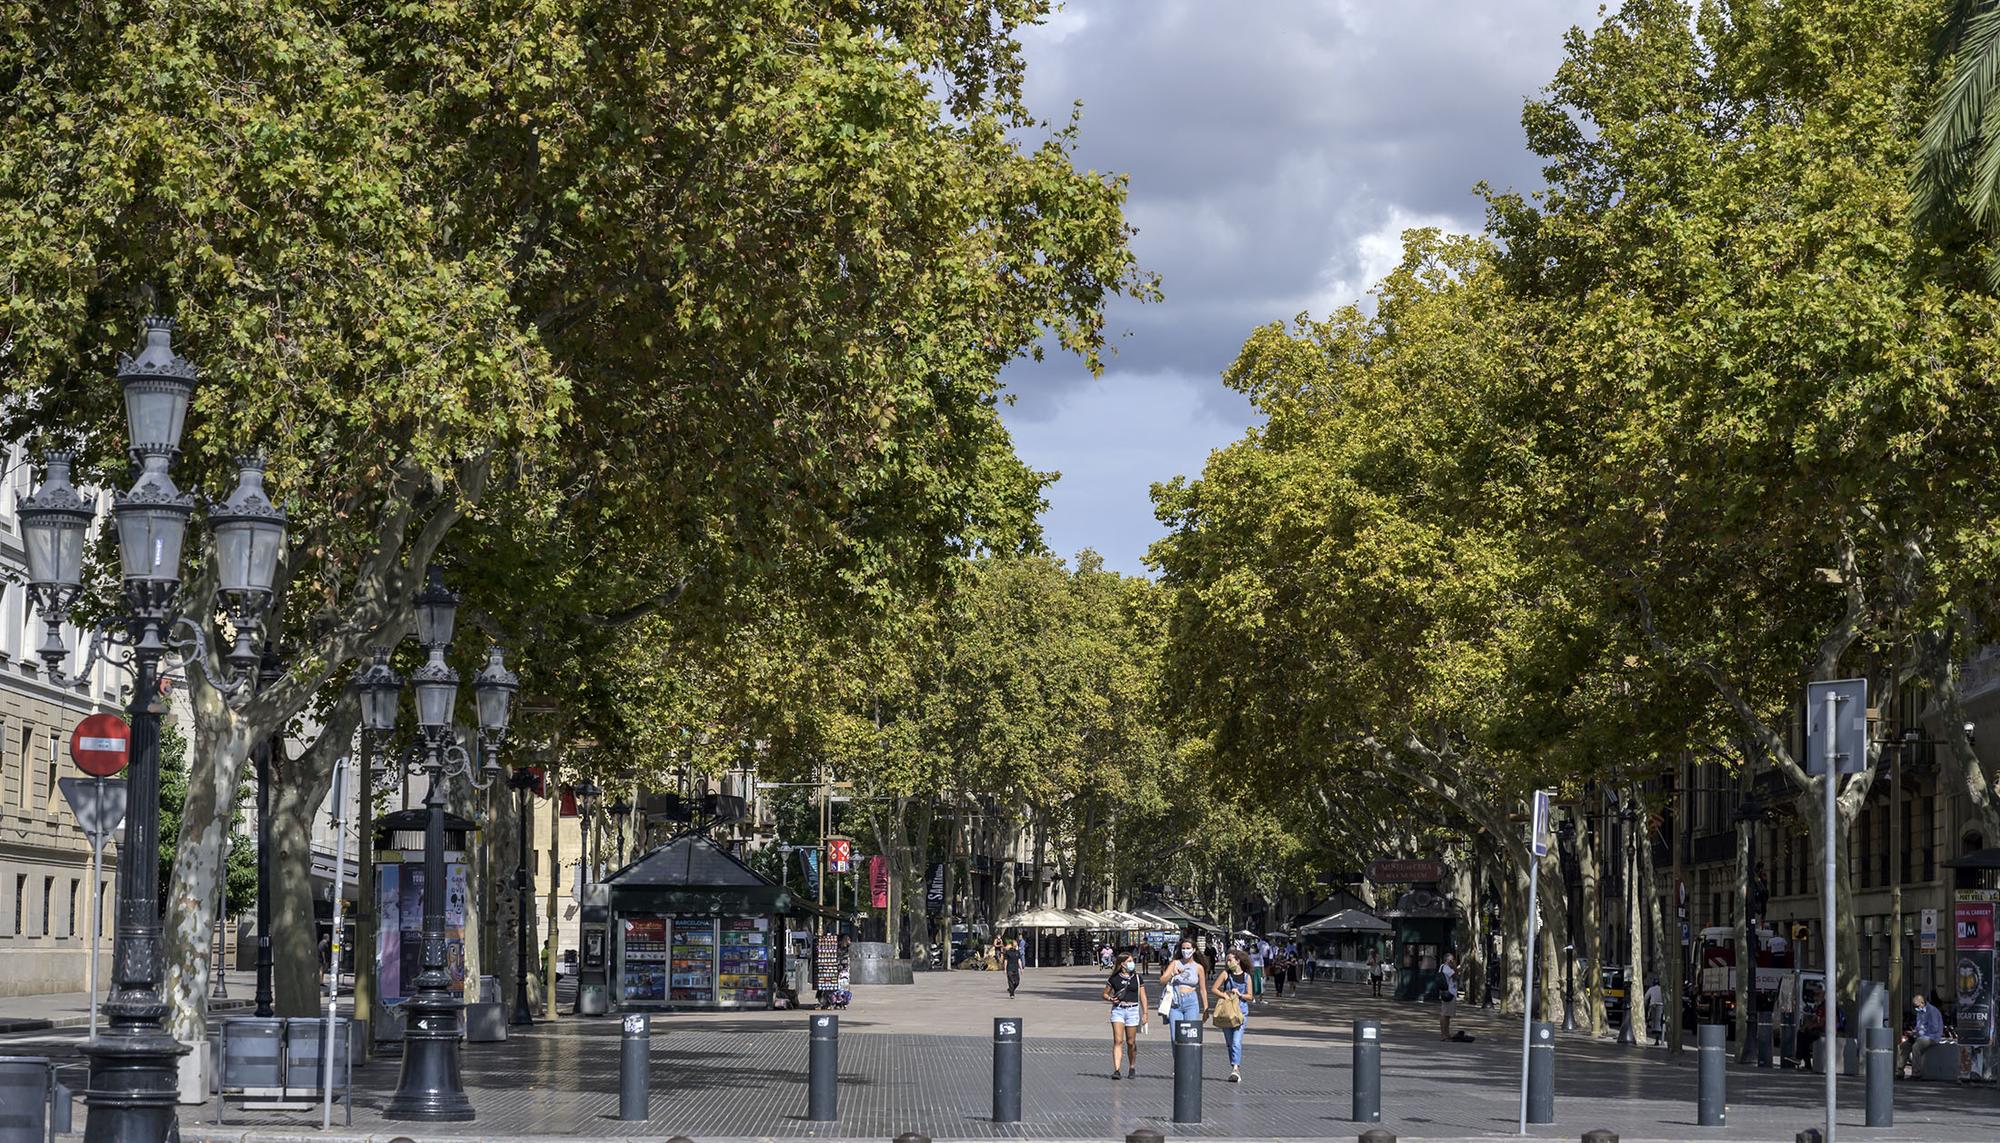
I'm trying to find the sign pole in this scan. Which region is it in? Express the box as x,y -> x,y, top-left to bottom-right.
1822,687 -> 1838,1143
1519,789 -> 1548,1136
324,754 -> 348,1130
89,776 -> 104,1043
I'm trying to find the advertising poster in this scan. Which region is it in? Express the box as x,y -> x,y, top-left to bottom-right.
1954,894 -> 1997,1049
378,861 -> 471,1002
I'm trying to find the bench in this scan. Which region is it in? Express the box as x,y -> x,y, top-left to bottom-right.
1914,1040 -> 1966,1081
214,1016 -> 353,1126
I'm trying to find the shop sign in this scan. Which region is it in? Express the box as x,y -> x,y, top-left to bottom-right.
1366,859 -> 1442,884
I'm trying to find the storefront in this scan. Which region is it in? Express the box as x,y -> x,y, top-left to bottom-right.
603,832 -> 809,1011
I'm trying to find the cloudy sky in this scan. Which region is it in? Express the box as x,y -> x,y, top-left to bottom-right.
998,0 -> 1604,574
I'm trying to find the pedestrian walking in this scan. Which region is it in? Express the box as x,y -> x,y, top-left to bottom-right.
1003,934 -> 1024,997
1901,991 -> 1944,1078
1643,978 -> 1664,1045
1438,953 -> 1460,1041
1212,948 -> 1255,1081
1158,936 -> 1208,1027
1368,949 -> 1385,997
1305,948 -> 1318,982
1103,951 -> 1149,1079
1249,937 -> 1267,999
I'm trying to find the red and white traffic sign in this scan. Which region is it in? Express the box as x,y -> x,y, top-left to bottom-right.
70,713 -> 131,777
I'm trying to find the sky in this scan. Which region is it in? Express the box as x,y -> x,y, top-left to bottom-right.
997,0 -> 1606,574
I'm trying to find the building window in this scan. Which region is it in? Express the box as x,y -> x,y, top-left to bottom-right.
1924,796 -> 1937,881
44,761 -> 55,811
41,875 -> 53,937
67,878 -> 78,938
97,880 -> 109,938
11,873 -> 22,935
18,725 -> 32,809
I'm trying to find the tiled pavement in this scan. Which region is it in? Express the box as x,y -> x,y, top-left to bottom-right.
5,966 -> 1995,1140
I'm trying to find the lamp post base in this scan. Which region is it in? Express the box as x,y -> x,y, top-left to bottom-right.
384,993 -> 474,1122
82,1024 -> 190,1143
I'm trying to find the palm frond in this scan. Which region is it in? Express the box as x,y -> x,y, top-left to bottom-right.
1914,3 -> 2000,227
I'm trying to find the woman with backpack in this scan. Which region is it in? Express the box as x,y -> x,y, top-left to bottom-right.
1210,948 -> 1256,1081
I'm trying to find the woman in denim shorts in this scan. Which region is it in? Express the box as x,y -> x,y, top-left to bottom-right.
1103,952 -> 1149,1078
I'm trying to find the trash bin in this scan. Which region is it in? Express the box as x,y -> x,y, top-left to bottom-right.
0,1057 -> 52,1143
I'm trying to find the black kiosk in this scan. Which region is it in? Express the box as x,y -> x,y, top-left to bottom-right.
601,832 -> 812,1011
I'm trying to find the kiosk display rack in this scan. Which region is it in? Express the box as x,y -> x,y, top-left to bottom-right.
671,915 -> 717,1003
620,916 -> 668,1003
718,917 -> 771,1006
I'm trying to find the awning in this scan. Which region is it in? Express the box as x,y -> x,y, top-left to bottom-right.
1943,848 -> 2000,869
1299,908 -> 1393,935
996,907 -> 1077,929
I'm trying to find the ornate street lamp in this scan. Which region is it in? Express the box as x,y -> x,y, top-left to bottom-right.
361,569 -> 517,1123
609,796 -> 632,869
19,318 -> 287,1143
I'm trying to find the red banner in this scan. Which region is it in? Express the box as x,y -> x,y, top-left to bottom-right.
869,856 -> 889,909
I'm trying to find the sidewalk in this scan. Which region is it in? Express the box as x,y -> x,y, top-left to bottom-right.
0,990 -> 253,1033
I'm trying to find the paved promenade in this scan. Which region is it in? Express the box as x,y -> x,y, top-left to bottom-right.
4,966 -> 1997,1140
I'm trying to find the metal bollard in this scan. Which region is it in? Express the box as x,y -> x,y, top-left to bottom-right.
1580,1131 -> 1619,1143
1796,1130 -> 1825,1143
1172,1018 -> 1203,1124
1697,1022 -> 1726,1127
808,1013 -> 839,1122
1864,1024 -> 1893,1127
893,1134 -> 931,1143
992,1017 -> 1022,1124
618,1013 -> 651,1121
1352,1019 -> 1382,1123
1125,1130 -> 1165,1143
1527,1021 -> 1555,1124
1359,1130 -> 1397,1143
1755,1009 -> 1773,1068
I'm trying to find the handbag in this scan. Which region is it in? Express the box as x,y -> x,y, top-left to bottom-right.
1157,989 -> 1173,1019
1212,988 -> 1245,1029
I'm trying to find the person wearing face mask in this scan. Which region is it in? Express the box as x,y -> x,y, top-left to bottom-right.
1103,950 -> 1150,1078
1158,936 -> 1209,1028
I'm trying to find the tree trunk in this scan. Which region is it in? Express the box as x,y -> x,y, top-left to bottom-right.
1735,763 -> 1758,1061
1667,762 -> 1686,1054
1578,813 -> 1607,1036
270,756 -> 334,1017
162,703 -> 258,1044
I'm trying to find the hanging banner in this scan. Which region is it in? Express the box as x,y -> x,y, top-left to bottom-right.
801,848 -> 820,898
925,862 -> 947,914
869,856 -> 889,909
828,836 -> 854,874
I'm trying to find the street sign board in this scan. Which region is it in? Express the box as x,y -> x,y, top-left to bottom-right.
1922,908 -> 1939,953
69,714 -> 131,777
1529,790 -> 1552,857
827,836 -> 853,874
58,776 -> 127,850
1366,858 -> 1443,884
1804,678 -> 1868,775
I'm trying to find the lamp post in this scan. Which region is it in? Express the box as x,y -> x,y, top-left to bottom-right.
575,778 -> 602,883
1617,800 -> 1638,1045
570,777 -> 600,1018
18,319 -> 289,1143
609,796 -> 631,868
508,760 -> 539,1027
355,570 -> 518,1123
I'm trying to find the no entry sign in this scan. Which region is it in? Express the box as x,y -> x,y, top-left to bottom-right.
70,713 -> 131,777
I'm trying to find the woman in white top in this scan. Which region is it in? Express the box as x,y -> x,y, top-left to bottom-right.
1157,936 -> 1208,1025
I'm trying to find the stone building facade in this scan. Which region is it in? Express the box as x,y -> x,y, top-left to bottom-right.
0,442 -> 131,998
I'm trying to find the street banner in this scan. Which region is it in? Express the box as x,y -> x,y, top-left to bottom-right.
869,856 -> 889,909
925,862 -> 946,914
828,836 -> 854,874
802,848 -> 820,897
